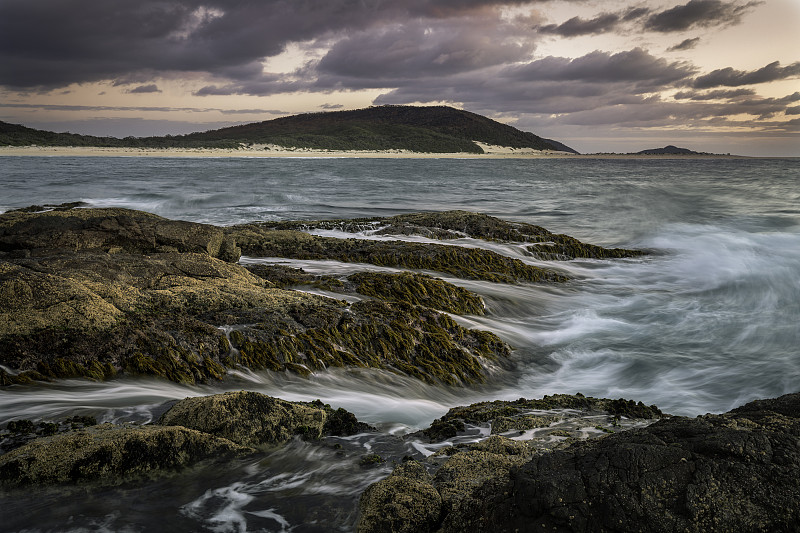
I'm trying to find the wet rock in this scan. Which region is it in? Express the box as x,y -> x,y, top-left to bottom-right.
361,393 -> 800,533
222,298 -> 510,385
228,225 -> 567,284
1,416 -> 97,455
358,460 -> 442,533
261,210 -> 644,261
157,391 -> 369,447
245,263 -> 345,291
348,271 -> 484,315
1,207 -> 511,386
0,423 -> 254,488
0,249 -> 342,384
422,394 -> 663,443
0,204 -> 240,262
246,265 -> 485,316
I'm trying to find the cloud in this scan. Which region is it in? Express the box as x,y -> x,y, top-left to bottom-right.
533,1 -> 758,39
536,13 -> 622,37
0,0 -> 535,89
505,48 -> 695,86
693,61 -> 800,88
315,16 -> 534,83
369,48 -> 697,120
0,102 -> 285,115
668,37 -> 701,51
673,88 -> 755,99
644,0 -> 762,32
320,103 -> 344,109
127,84 -> 162,94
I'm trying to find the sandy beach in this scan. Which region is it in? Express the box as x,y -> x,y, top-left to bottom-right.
0,144 -> 753,159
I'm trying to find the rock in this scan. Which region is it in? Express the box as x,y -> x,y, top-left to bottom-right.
422,394 -> 663,443
0,204 -> 240,262
157,391 -> 368,446
0,207 -> 512,386
260,210 -> 644,261
348,271 -> 485,315
228,224 -> 568,284
361,393 -> 800,532
245,266 -> 485,316
358,460 -> 442,533
0,423 -> 254,488
494,394 -> 800,532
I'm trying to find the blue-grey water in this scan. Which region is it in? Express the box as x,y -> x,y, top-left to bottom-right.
1,156 -> 799,532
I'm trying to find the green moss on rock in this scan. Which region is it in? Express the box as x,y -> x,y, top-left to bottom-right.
157,391 -> 330,446
349,271 -> 484,315
260,210 -> 644,261
0,424 -> 253,488
0,207 -> 512,387
228,225 -> 567,284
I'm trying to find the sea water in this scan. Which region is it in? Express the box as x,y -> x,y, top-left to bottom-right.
0,155 -> 798,531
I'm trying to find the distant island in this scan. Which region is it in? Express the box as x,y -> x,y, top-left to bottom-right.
634,145 -> 713,155
0,105 -> 579,155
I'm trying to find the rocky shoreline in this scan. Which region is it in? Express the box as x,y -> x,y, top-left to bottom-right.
2,389 -> 797,532
2,203 -> 796,531
358,392 -> 800,532
1,203 -> 639,386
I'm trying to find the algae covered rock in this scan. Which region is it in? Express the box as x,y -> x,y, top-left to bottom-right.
422,394 -> 663,443
261,210 -> 644,261
157,390 -> 365,446
358,460 -> 442,533
363,393 -> 800,533
1,206 -> 512,387
348,271 -> 484,315
223,298 -> 509,386
0,423 -> 253,488
0,204 -> 240,262
228,224 -> 567,284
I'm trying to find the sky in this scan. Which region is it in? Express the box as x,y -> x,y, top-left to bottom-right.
0,0 -> 798,155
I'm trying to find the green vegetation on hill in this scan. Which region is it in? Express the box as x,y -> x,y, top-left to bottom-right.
0,106 -> 576,153
0,121 -> 240,149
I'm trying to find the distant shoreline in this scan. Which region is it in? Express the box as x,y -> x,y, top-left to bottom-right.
0,145 -> 764,159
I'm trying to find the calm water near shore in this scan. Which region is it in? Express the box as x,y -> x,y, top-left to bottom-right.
1,155 -> 799,532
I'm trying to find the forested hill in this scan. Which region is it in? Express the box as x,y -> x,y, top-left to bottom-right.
177,106 -> 577,153
0,106 -> 577,154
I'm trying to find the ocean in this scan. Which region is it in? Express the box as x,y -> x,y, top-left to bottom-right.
1,155 -> 799,531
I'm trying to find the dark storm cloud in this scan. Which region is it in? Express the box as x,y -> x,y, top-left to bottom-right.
0,0 -> 538,89
693,61 -> 800,88
644,0 -> 761,32
536,13 -> 621,36
533,1 -> 757,39
370,48 -> 696,118
673,88 -> 755,99
506,49 -> 694,86
668,38 -> 701,51
315,17 -> 534,81
622,7 -> 652,21
0,102 -> 284,115
786,107 -> 800,116
127,84 -> 162,94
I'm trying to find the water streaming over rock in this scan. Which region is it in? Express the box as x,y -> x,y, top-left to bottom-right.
1,155 -> 798,531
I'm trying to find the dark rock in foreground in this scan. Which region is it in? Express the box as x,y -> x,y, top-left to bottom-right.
358,392 -> 800,533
